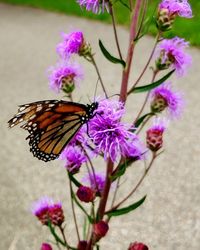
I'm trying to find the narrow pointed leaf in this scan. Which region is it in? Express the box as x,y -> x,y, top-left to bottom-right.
106,195 -> 146,217
134,112 -> 155,128
130,70 -> 175,94
99,40 -> 126,68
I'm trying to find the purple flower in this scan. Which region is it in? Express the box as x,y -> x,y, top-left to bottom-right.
151,82 -> 184,118
88,99 -> 145,162
48,61 -> 83,93
31,197 -> 63,225
60,145 -> 87,173
83,172 -> 106,193
156,37 -> 192,76
159,0 -> 192,18
56,31 -> 84,58
77,0 -> 109,14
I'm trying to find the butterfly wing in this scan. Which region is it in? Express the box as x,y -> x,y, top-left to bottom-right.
8,100 -> 88,161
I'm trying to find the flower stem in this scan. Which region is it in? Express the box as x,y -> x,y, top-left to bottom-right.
90,54 -> 108,98
119,0 -> 143,103
107,152 -> 156,212
59,226 -> 70,250
109,3 -> 123,60
68,176 -> 80,242
127,32 -> 160,95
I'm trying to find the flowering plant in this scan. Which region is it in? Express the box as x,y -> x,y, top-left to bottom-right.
12,0 -> 193,249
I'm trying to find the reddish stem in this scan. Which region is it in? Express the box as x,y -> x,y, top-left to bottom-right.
119,0 -> 143,103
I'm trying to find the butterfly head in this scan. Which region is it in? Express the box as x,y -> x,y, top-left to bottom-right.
87,102 -> 99,119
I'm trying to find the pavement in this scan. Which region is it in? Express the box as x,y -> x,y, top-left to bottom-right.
0,3 -> 200,250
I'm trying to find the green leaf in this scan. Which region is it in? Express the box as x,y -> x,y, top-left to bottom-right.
106,195 -> 146,217
134,112 -> 154,128
68,172 -> 81,187
118,0 -> 131,11
131,70 -> 175,93
110,161 -> 128,182
99,40 -> 126,68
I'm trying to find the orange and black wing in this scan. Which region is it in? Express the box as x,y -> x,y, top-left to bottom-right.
8,100 -> 88,161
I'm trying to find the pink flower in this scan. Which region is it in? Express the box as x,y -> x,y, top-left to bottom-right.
88,99 -> 145,162
159,0 -> 192,18
56,31 -> 84,58
48,61 -> 83,93
146,118 -> 168,152
156,37 -> 192,76
150,82 -> 184,118
60,145 -> 87,173
31,197 -> 64,226
41,243 -> 53,250
77,0 -> 109,14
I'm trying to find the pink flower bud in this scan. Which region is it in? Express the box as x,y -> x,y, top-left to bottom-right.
77,240 -> 88,250
76,186 -> 95,203
49,204 -> 65,226
41,243 -> 53,250
128,242 -> 148,250
93,221 -> 109,240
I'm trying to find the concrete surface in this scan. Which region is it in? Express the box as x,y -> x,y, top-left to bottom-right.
0,3 -> 200,250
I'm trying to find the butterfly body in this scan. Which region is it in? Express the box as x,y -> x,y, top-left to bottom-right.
8,100 -> 98,162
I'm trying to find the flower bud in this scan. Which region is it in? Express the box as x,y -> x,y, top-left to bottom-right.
151,94 -> 167,113
77,240 -> 88,250
76,186 -> 95,203
128,242 -> 148,250
93,221 -> 109,240
49,204 -> 65,226
61,74 -> 75,94
146,118 -> 167,152
41,243 -> 53,250
157,8 -> 175,31
79,41 -> 92,59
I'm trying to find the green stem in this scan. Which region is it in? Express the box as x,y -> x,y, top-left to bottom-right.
90,54 -> 108,98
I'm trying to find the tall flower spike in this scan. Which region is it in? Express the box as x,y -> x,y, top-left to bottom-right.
159,0 -> 193,18
150,82 -> 184,119
77,0 -> 110,14
48,61 -> 83,94
89,99 -> 145,162
155,37 -> 192,76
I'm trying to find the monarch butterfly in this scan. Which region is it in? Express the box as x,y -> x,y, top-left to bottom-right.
8,100 -> 98,162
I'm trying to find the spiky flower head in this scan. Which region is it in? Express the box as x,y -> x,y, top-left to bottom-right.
48,61 -> 83,94
150,82 -> 184,119
155,37 -> 192,76
88,99 -> 145,163
159,0 -> 192,18
56,31 -> 91,59
146,118 -> 168,152
93,221 -> 109,240
31,197 -> 64,226
60,145 -> 87,174
77,0 -> 110,14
